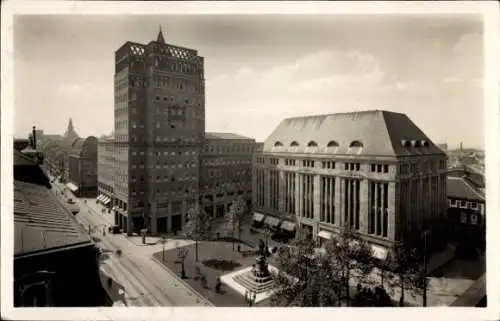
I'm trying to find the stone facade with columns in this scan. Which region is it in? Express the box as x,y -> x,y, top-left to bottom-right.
253,110 -> 448,256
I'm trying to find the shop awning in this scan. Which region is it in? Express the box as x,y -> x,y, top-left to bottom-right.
252,212 -> 265,222
371,244 -> 388,260
103,197 -> 111,205
66,182 -> 79,193
318,230 -> 333,240
97,195 -> 104,202
264,216 -> 281,228
280,221 -> 296,232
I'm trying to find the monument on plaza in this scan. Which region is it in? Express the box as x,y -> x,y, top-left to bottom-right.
232,239 -> 275,294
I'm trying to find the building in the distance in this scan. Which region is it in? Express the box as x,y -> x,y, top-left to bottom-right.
253,110 -> 448,258
39,119 -> 81,181
447,176 -> 485,256
66,136 -> 98,197
199,133 -> 254,221
97,136 -> 115,210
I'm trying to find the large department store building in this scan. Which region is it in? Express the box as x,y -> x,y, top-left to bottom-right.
253,110 -> 448,258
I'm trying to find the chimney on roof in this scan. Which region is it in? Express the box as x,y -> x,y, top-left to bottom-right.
32,126 -> 37,149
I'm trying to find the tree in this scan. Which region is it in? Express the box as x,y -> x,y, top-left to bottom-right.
324,227 -> 375,306
269,232 -> 343,307
230,197 -> 247,240
220,197 -> 247,251
269,226 -> 374,307
183,203 -> 212,262
385,241 -> 427,307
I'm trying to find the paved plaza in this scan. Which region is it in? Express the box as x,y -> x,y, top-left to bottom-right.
152,240 -> 271,307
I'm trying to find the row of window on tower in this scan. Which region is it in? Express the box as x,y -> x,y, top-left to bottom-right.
153,75 -> 200,93
131,150 -> 196,156
203,144 -> 253,154
130,174 -> 198,183
202,158 -> 252,166
208,168 -> 251,178
153,58 -> 199,75
130,161 -> 197,169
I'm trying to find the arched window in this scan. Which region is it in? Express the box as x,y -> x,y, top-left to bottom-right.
274,141 -> 283,147
307,141 -> 318,147
327,141 -> 339,148
401,140 -> 412,148
349,141 -> 363,148
413,140 -> 422,148
421,140 -> 429,148
290,141 -> 299,147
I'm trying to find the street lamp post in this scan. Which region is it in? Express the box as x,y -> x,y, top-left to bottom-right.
422,229 -> 429,307
244,289 -> 257,306
177,245 -> 189,279
159,235 -> 168,263
264,227 -> 271,253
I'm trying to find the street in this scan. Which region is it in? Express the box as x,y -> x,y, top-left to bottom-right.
50,180 -> 212,307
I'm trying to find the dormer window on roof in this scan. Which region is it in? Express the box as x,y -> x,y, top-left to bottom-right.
421,140 -> 429,148
290,141 -> 299,147
349,140 -> 363,148
401,140 -> 412,148
307,141 -> 318,147
326,140 -> 339,147
348,140 -> 364,155
412,140 -> 421,148
274,141 -> 283,147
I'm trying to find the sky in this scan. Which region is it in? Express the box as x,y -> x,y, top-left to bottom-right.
14,14 -> 484,148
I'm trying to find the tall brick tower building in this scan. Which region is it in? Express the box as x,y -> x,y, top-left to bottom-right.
113,28 -> 205,235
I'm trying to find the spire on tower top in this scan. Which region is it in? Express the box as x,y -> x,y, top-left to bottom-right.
157,26 -> 165,44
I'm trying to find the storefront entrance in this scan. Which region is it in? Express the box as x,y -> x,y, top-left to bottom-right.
171,214 -> 182,233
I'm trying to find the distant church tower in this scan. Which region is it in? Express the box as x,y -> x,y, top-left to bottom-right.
63,118 -> 80,142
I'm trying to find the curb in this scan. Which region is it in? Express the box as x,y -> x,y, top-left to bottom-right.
150,256 -> 214,307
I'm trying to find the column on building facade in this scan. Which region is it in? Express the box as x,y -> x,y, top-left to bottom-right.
294,172 -> 300,217
252,167 -> 257,211
334,176 -> 341,227
380,181 -> 385,236
278,170 -> 285,213
126,208 -> 133,236
388,182 -> 396,240
373,182 -> 379,234
150,201 -> 158,235
167,202 -> 173,232
359,179 -> 369,234
224,203 -> 228,215
313,174 -> 321,222
295,173 -> 301,224
182,200 -> 187,227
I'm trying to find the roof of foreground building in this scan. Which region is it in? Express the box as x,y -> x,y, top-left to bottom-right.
447,176 -> 485,202
14,180 -> 92,258
263,110 -> 445,157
